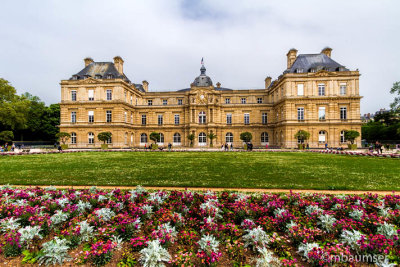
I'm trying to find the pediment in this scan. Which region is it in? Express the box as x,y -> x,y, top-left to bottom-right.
83,77 -> 100,84
312,70 -> 338,77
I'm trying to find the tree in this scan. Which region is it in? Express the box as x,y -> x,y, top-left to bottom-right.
0,131 -> 13,145
344,130 -> 360,144
390,81 -> 400,112
240,132 -> 253,143
56,132 -> 71,145
207,132 -> 217,147
150,132 -> 160,144
294,130 -> 310,143
187,133 -> 195,146
98,132 -> 112,144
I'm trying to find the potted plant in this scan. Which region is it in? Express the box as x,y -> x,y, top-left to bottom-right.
187,134 -> 195,147
240,132 -> 252,150
344,130 -> 360,150
56,132 -> 71,150
97,132 -> 112,149
207,132 -> 217,148
149,132 -> 160,150
294,130 -> 310,150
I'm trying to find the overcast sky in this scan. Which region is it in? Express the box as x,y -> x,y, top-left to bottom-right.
0,0 -> 399,114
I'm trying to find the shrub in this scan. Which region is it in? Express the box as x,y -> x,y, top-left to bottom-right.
50,210 -> 69,226
95,208 -> 115,222
317,214 -> 336,233
341,230 -> 363,251
0,217 -> 20,232
243,226 -> 270,251
77,220 -> 94,242
18,225 -> 42,248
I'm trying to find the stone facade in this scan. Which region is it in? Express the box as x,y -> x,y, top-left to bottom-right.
59,48 -> 362,148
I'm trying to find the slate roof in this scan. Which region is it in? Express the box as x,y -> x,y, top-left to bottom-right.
284,53 -> 348,73
177,87 -> 233,92
70,62 -> 132,83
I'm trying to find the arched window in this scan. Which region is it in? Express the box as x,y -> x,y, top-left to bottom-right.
340,130 -> 346,143
140,133 -> 147,143
131,134 -> 133,144
198,132 -> 207,145
125,132 -> 128,145
158,133 -> 164,144
71,132 -> 76,144
88,132 -> 94,144
106,135 -> 112,144
261,132 -> 269,143
173,133 -> 181,144
198,111 -> 206,124
319,130 -> 326,143
225,132 -> 233,143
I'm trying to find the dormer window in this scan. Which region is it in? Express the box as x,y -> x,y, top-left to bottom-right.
336,67 -> 346,72
295,68 -> 303,73
72,75 -> 79,80
95,74 -> 102,79
107,74 -> 114,79
309,68 -> 316,73
83,75 -> 91,79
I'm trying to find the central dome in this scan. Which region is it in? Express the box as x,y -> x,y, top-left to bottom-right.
193,65 -> 213,87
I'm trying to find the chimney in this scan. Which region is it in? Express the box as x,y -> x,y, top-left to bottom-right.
216,82 -> 221,88
142,80 -> 149,92
286,48 -> 297,69
264,76 -> 272,89
113,56 -> 124,74
321,47 -> 332,58
84,57 -> 94,67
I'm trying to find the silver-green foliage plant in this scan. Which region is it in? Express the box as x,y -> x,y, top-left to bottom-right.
349,209 -> 364,221
139,240 -> 171,267
243,226 -> 270,251
198,234 -> 220,254
341,230 -> 363,251
95,208 -> 115,222
305,205 -> 324,216
76,200 -> 92,213
317,214 -> 337,233
38,237 -> 71,266
0,217 -> 20,232
377,222 -> 397,239
78,220 -> 94,242
298,243 -> 319,259
50,210 -> 69,226
18,225 -> 42,248
255,247 -> 279,267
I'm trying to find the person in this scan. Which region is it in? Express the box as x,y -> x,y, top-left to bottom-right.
168,143 -> 172,151
230,143 -> 233,151
144,143 -> 147,150
4,143 -> 8,151
306,143 -> 309,150
225,143 -> 228,151
221,144 -> 224,151
54,142 -> 57,149
11,144 -> 15,152
379,142 -> 383,154
325,143 -> 328,150
58,145 -> 62,151
265,143 -> 268,150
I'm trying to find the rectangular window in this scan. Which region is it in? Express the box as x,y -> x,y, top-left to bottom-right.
257,97 -> 263,104
241,98 -> 246,104
106,110 -> 112,123
88,111 -> 94,123
106,136 -> 112,144
177,99 -> 183,105
163,99 -> 168,105
340,83 -> 346,95
141,115 -> 146,125
71,133 -> 76,144
340,107 -> 347,120
124,111 -> 127,123
318,84 -> 325,96
130,96 -> 133,105
131,112 -> 133,123
297,84 -> 304,96
71,111 -> 76,123
226,113 -> 232,124
297,107 -> 304,121
281,88 -> 284,97
225,98 -> 231,104
158,114 -> 163,125
318,107 -> 326,120
244,113 -> 250,125
106,89 -> 112,100
71,90 -> 76,101
148,99 -> 152,106
88,89 -> 94,101
174,114 -> 180,125
262,113 -> 268,124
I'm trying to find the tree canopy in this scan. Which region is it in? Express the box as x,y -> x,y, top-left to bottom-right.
344,130 -> 360,144
294,130 -> 310,143
240,132 -> 253,143
98,132 -> 112,144
390,81 -> 400,112
150,132 -> 160,144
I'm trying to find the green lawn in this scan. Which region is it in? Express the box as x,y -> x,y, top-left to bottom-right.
0,152 -> 399,190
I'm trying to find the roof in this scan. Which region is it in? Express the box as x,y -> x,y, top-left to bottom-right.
70,62 -> 132,84
285,53 -> 348,73
177,87 -> 233,92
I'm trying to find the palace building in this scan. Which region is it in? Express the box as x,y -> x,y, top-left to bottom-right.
59,48 -> 362,148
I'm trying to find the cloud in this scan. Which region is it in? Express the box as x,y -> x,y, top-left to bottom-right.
0,0 -> 399,114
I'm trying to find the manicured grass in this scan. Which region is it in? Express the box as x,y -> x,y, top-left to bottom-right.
0,151 -> 399,190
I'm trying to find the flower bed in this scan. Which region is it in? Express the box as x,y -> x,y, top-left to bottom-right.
0,185 -> 399,266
